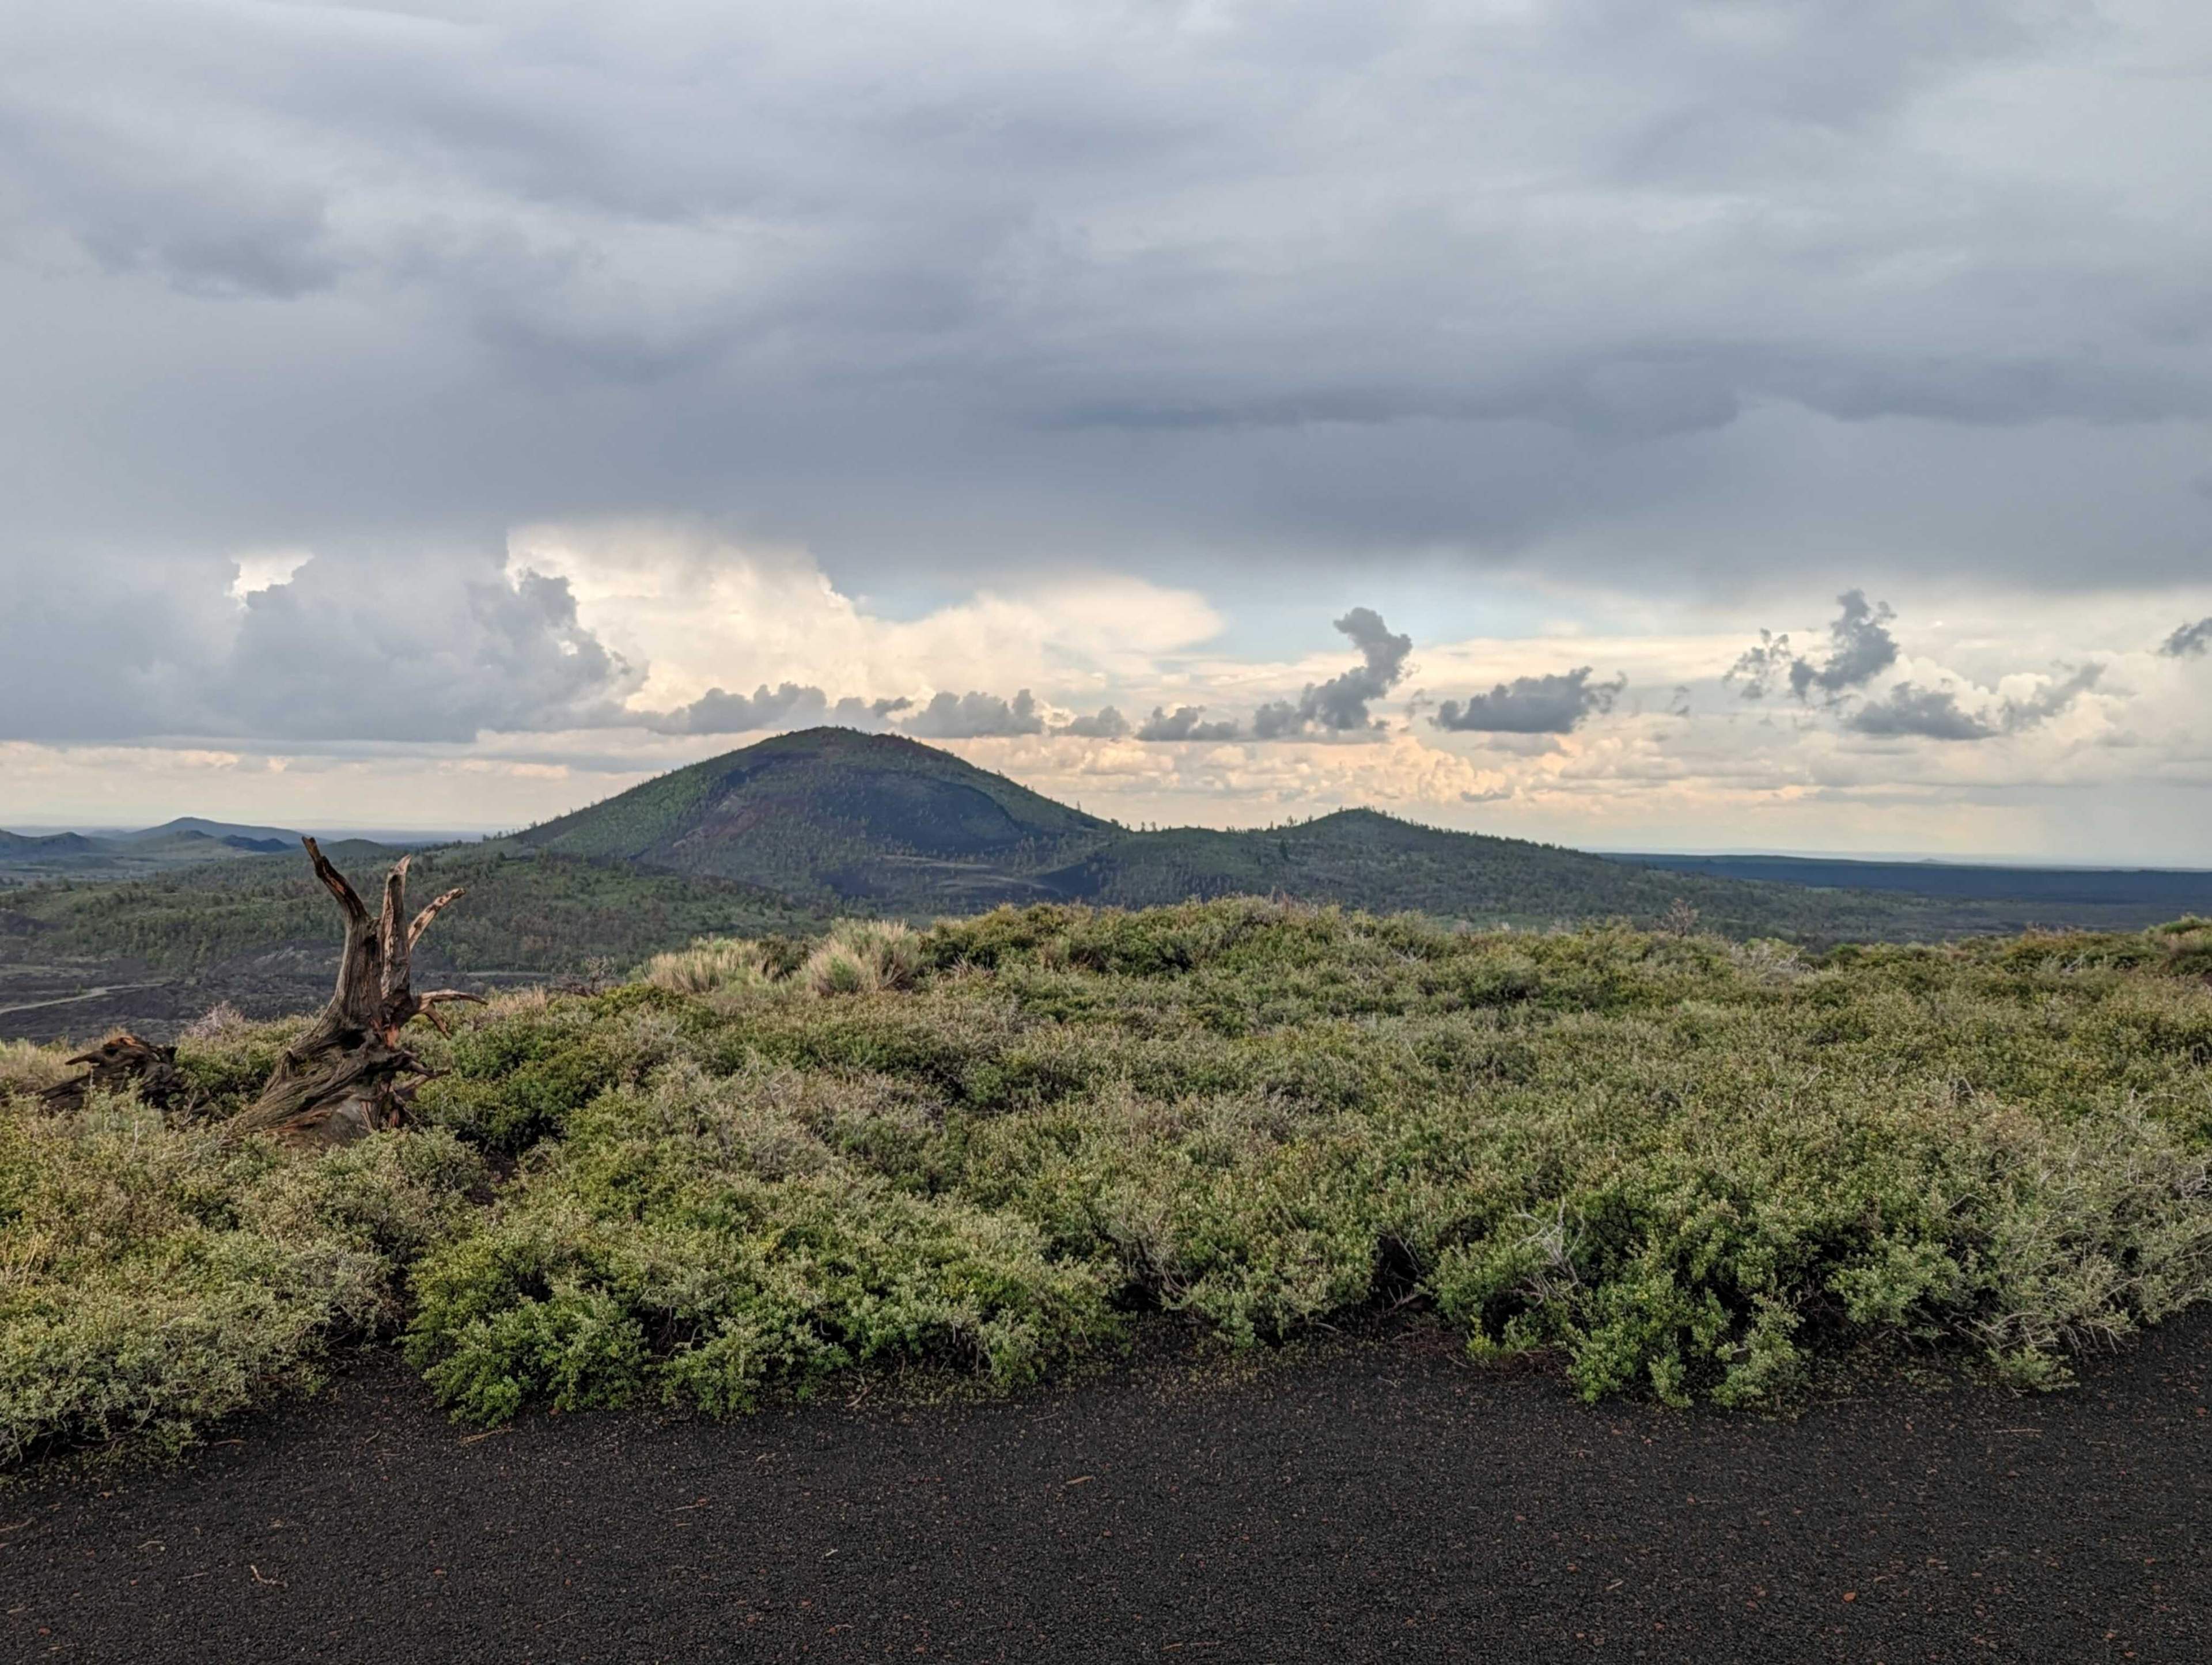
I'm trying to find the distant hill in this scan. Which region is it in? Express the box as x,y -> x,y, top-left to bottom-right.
517,728 -> 1109,910
1032,811 -> 1919,937
115,816 -> 300,851
510,727 -> 2126,940
0,818 -> 301,885
0,829 -> 100,858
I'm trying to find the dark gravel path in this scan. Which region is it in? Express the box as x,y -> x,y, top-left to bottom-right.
5,1318 -> 2207,1664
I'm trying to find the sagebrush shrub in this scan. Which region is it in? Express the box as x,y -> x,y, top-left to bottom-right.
0,1097 -> 482,1466
7,901 -> 2212,1464
645,938 -> 777,996
801,919 -> 923,996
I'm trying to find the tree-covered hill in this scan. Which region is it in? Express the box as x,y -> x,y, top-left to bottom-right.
1036,809 -> 1930,938
515,727 -> 1107,908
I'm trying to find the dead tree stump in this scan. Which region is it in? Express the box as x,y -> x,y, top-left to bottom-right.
40,1033 -> 185,1116
225,839 -> 480,1151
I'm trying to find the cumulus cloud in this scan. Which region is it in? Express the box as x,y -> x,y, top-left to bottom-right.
2161,617 -> 2212,658
0,551 -> 639,744
218,562 -> 639,742
507,525 -> 1221,717
1250,608 -> 1413,738
1056,706 -> 1130,739
1431,667 -> 1627,735
1999,664 -> 2104,731
1730,591 -> 1897,704
1844,683 -> 1999,742
900,689 -> 1046,739
1846,665 -> 2102,742
1793,591 -> 1900,701
646,684 -> 907,736
1136,706 -> 1241,742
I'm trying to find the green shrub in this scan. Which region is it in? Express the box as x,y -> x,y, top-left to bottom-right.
643,937 -> 777,996
404,1059 -> 1115,1421
0,1098 -> 483,1466
10,902 -> 2212,1465
415,997 -> 630,1152
801,919 -> 924,996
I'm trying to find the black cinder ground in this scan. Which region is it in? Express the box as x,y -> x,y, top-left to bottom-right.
5,1317 -> 2207,1664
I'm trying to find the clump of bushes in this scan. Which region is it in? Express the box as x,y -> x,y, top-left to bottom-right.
6,901 -> 2212,1465
643,923 -> 925,1000
0,1038 -> 69,1098
801,919 -> 923,996
0,1097 -> 482,1466
644,936 -> 777,996
402,1056 -> 1108,1421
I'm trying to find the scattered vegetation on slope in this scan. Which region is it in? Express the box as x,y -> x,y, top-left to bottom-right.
5,905 -> 2210,1465
3,843 -> 825,974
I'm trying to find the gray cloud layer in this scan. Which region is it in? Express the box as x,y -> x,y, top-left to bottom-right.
1433,668 -> 1627,735
5,0 -> 2210,639
1728,590 -> 2109,744
650,684 -> 1052,743
1844,684 -> 2001,742
1790,591 -> 1899,703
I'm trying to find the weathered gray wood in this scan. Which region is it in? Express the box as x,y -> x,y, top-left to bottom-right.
39,1032 -> 185,1115
225,839 -> 480,1148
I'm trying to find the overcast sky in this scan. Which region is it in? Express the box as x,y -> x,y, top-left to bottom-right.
4,2 -> 2210,859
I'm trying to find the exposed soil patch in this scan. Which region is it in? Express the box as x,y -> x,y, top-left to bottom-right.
6,1316 -> 2207,1663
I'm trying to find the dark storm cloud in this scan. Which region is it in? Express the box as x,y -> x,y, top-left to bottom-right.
2161,617 -> 2212,658
1135,707 -> 1240,743
1844,684 -> 1998,742
1431,668 -> 1627,735
900,689 -> 1046,740
1845,665 -> 2101,742
2,0 -> 2209,632
1056,706 -> 1130,739
1730,591 -> 1897,704
1251,608 -> 1412,738
1791,592 -> 1899,701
